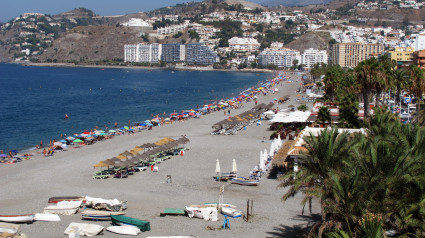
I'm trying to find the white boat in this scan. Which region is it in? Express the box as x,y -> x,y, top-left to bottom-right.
43,200 -> 82,215
64,222 -> 104,236
82,210 -> 125,221
106,226 -> 141,236
34,213 -> 61,222
85,196 -> 127,212
221,207 -> 243,218
231,177 -> 259,186
0,214 -> 34,223
185,205 -> 218,221
0,222 -> 20,234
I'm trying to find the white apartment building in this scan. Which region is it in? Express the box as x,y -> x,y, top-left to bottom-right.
156,24 -> 187,35
301,48 -> 328,68
258,48 -> 301,68
191,23 -> 220,39
122,18 -> 152,27
228,37 -> 260,52
414,34 -> 425,51
124,43 -> 162,63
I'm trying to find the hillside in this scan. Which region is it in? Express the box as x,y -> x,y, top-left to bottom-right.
36,25 -> 144,63
224,0 -> 266,9
284,31 -> 331,53
263,0 -> 332,7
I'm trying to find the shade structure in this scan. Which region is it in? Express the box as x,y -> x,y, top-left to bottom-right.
132,146 -> 144,152
94,160 -> 113,168
232,159 -> 237,174
116,154 -> 127,160
264,149 -> 268,160
121,151 -> 133,157
53,142 -> 62,146
215,160 -> 221,174
73,139 -> 83,143
114,161 -> 129,168
110,157 -> 120,162
155,137 -> 175,146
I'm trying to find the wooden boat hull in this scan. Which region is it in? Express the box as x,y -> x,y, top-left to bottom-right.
0,215 -> 34,223
221,207 -> 242,218
111,215 -> 150,232
82,215 -> 111,221
48,196 -> 85,204
106,226 -> 141,236
231,178 -> 259,186
34,213 -> 61,222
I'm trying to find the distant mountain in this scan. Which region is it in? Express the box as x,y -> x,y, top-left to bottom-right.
262,0 -> 332,7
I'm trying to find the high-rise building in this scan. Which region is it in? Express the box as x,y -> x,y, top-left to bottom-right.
257,48 -> 301,68
124,43 -> 162,63
414,34 -> 425,51
185,43 -> 218,65
332,43 -> 384,68
161,43 -> 186,63
301,48 -> 328,68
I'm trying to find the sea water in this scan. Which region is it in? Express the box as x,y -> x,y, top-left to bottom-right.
0,64 -> 271,152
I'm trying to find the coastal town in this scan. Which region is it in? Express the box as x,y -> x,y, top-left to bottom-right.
0,0 -> 424,71
1,0 -> 425,237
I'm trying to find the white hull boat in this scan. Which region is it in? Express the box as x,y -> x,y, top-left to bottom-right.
0,214 -> 34,223
185,205 -> 218,221
106,226 -> 141,236
221,207 -> 243,218
0,222 -> 20,234
34,213 -> 61,221
85,196 -> 127,212
231,177 -> 259,186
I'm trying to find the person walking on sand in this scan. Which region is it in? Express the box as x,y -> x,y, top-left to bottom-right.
40,140 -> 43,148
224,110 -> 226,116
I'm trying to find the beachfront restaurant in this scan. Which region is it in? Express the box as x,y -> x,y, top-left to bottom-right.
272,127 -> 367,174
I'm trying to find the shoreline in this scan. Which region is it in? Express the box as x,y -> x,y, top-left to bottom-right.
0,71 -> 320,238
18,62 -> 280,74
1,70 -> 288,159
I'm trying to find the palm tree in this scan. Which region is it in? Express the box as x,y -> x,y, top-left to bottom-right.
392,69 -> 408,105
409,64 -> 425,123
355,57 -> 380,120
279,128 -> 358,234
324,65 -> 344,102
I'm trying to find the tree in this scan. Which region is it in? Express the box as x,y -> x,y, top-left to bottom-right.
324,65 -> 344,101
355,57 -> 380,120
292,59 -> 299,68
297,104 -> 308,112
338,93 -> 360,128
409,64 -> 425,123
393,69 -> 408,105
318,106 -> 331,125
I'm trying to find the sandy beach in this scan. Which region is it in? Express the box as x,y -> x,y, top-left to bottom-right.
0,72 -> 320,238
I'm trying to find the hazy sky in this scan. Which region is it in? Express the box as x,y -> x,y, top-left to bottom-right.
1,0 -> 265,22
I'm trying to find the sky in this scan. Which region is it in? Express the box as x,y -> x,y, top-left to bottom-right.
1,0 -> 265,22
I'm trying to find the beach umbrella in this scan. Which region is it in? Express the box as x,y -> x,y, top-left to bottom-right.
73,139 -> 83,143
66,136 -> 75,141
259,151 -> 264,171
108,130 -> 116,133
59,139 -> 67,143
270,141 -> 275,158
215,160 -> 221,175
277,134 -> 282,148
53,142 -> 62,146
61,144 -> 68,150
0,154 -> 7,157
232,159 -> 237,175
124,126 -> 129,130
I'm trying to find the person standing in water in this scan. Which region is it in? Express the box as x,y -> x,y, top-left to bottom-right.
65,114 -> 69,119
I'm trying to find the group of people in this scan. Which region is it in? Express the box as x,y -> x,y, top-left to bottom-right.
42,147 -> 55,157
